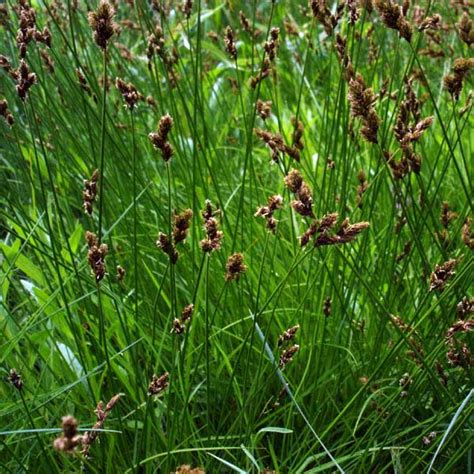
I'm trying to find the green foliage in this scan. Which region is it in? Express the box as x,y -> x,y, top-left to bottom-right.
0,0 -> 473,472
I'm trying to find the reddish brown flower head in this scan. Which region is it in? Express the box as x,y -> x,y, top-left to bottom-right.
88,1 -> 118,50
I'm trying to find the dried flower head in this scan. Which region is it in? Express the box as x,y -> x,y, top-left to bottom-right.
53,416 -> 83,453
8,369 -> 23,391
225,253 -> 247,281
88,1 -> 118,50
83,169 -> 99,215
148,372 -> 169,396
149,114 -> 174,162
429,258 -> 458,292
85,231 -> 108,282
82,394 -> 121,458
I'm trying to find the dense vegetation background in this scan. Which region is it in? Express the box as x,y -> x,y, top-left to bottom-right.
0,0 -> 473,472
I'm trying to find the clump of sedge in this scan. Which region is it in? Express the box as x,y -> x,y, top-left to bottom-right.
225,253 -> 247,281
83,169 -> 99,215
149,114 -> 174,162
255,194 -> 283,233
85,231 -> 108,282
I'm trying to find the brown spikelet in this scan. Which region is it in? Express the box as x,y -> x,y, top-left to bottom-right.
444,58 -> 474,101
156,232 -> 178,264
348,74 -> 380,143
225,253 -> 247,281
85,231 -> 108,282
83,169 -> 99,215
13,60 -> 36,101
429,259 -> 458,292
256,99 -> 272,120
200,200 -> 223,252
224,26 -> 237,60
278,324 -> 300,346
461,218 -> 474,250
0,99 -> 14,126
53,416 -> 82,453
255,194 -> 283,233
182,0 -> 193,19
115,78 -> 142,109
172,209 -> 193,245
81,394 -> 121,458
458,12 -> 474,47
279,344 -> 299,367
8,369 -> 23,391
88,1 -> 118,50
148,372 -> 169,396
374,0 -> 412,42
284,169 -> 314,217
149,114 -> 174,161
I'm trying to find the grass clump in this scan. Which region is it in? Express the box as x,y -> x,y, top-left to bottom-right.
0,0 -> 473,472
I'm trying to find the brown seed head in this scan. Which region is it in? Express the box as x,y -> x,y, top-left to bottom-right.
88,1 -> 118,49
